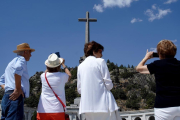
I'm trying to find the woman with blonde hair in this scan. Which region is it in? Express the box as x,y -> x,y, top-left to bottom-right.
77,41 -> 121,120
136,40 -> 180,120
37,53 -> 71,120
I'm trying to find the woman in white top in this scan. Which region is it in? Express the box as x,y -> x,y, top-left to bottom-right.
37,53 -> 71,120
77,41 -> 121,120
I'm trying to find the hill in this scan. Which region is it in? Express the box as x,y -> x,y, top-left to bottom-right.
0,59 -> 156,111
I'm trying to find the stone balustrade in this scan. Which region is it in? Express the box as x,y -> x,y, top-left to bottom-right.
0,98 -> 155,120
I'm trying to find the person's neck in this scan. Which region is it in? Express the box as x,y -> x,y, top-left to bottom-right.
18,55 -> 27,61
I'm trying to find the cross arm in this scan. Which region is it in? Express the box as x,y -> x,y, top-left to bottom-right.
78,18 -> 97,22
88,19 -> 97,22
78,18 -> 87,22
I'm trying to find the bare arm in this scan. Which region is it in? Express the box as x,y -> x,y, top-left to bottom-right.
9,74 -> 24,100
0,74 -> 5,89
1,85 -> 5,89
61,59 -> 71,82
136,50 -> 153,74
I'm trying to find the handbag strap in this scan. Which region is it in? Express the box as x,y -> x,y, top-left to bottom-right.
45,72 -> 66,112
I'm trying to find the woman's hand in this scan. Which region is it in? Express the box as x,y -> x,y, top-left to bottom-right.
61,58 -> 72,82
61,58 -> 65,65
144,49 -> 153,60
136,49 -> 153,74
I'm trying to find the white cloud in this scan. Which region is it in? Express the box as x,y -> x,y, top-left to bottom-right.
103,0 -> 138,8
164,0 -> 178,4
93,4 -> 104,13
171,39 -> 177,43
145,5 -> 171,22
131,18 -> 143,23
150,48 -> 157,52
171,39 -> 178,46
93,0 -> 139,12
152,4 -> 157,10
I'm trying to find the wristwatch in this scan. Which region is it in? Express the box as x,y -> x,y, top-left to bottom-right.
64,66 -> 67,70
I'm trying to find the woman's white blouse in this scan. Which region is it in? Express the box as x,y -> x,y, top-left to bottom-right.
37,72 -> 68,113
77,56 -> 119,114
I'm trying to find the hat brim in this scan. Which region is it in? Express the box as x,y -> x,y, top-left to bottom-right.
45,58 -> 63,68
13,49 -> 35,53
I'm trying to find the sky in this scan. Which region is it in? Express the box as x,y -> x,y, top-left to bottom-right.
0,0 -> 180,77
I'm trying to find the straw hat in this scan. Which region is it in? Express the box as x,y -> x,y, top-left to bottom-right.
13,43 -> 35,53
45,53 -> 63,68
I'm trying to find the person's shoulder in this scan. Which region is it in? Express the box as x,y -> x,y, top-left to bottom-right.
18,56 -> 26,62
58,72 -> 67,76
147,59 -> 160,64
41,72 -> 45,76
153,59 -> 161,64
78,59 -> 86,68
150,59 -> 168,67
15,56 -> 26,65
96,58 -> 105,63
177,59 -> 180,64
78,63 -> 83,68
40,73 -> 45,78
7,57 -> 18,65
58,72 -> 69,80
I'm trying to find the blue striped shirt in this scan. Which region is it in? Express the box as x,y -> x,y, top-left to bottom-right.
0,55 -> 30,98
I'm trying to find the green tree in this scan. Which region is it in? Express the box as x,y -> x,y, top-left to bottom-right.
65,83 -> 78,104
126,93 -> 140,110
24,93 -> 41,107
140,87 -> 148,99
149,81 -> 156,93
120,68 -> 134,78
31,111 -> 37,120
65,88 -> 77,104
119,64 -> 124,69
114,74 -> 119,83
108,62 -> 116,71
111,71 -> 116,75
111,88 -> 127,100
145,93 -> 155,108
131,65 -> 134,68
71,66 -> 77,80
115,64 -> 118,69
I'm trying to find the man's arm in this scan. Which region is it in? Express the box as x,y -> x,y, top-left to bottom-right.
136,50 -> 153,74
9,74 -> 24,100
0,74 -> 5,89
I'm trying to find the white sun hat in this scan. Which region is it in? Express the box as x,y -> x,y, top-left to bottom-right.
45,53 -> 63,68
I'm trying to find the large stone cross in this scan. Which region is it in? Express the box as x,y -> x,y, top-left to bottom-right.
78,11 -> 97,44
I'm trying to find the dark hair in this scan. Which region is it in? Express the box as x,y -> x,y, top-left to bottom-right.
157,40 -> 177,58
84,41 -> 104,57
46,65 -> 60,72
